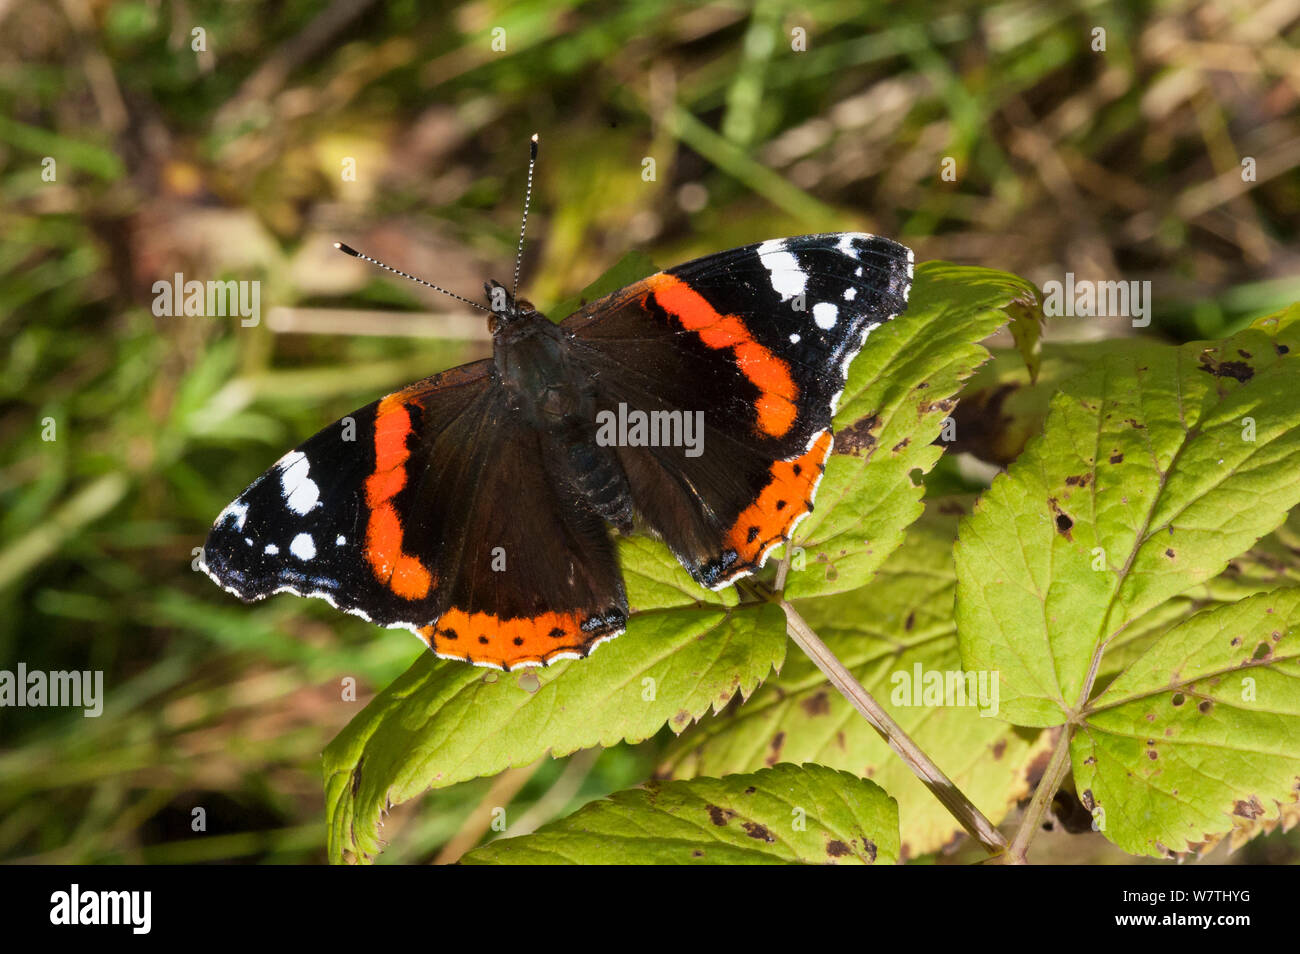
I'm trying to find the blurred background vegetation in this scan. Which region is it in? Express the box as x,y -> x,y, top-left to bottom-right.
2,0 -> 1298,864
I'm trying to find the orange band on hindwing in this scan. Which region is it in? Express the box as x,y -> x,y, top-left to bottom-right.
644,273 -> 798,438
726,430 -> 832,570
417,607 -> 626,670
364,394 -> 435,599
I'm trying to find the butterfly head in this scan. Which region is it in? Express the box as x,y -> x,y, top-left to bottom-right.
484,279 -> 540,334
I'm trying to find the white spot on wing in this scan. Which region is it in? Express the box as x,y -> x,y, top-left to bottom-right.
290,533 -> 316,561
789,333 -> 800,344
843,287 -> 856,300
757,238 -> 807,300
813,302 -> 839,329
336,535 -> 346,546
278,451 -> 320,515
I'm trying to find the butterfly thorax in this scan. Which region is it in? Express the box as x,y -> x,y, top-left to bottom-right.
488,281 -> 636,533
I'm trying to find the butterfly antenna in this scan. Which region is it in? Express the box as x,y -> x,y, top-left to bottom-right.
512,133 -> 539,297
334,243 -> 489,312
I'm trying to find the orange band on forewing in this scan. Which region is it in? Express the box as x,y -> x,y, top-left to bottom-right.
725,430 -> 832,566
645,273 -> 797,437
420,607 -> 623,670
364,395 -> 434,600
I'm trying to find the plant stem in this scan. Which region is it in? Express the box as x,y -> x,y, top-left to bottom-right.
776,595 -> 1010,858
1004,724 -> 1074,864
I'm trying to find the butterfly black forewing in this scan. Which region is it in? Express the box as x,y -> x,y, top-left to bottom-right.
563,232 -> 912,587
201,358 -> 627,667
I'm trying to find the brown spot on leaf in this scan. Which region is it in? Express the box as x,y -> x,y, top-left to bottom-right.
706,804 -> 735,826
835,414 -> 880,456
919,397 -> 956,415
1048,497 -> 1074,539
1165,548 -> 1175,558
1198,351 -> 1254,382
1233,796 -> 1265,819
1065,474 -> 1092,487
1171,692 -> 1185,706
1277,343 -> 1291,355
801,690 -> 831,717
892,437 -> 911,453
1025,744 -> 1056,788
742,822 -> 775,842
991,738 -> 1007,760
350,761 -> 365,797
1109,451 -> 1124,464
1252,642 -> 1272,660
1198,700 -> 1213,714
765,731 -> 786,766
826,840 -> 851,858
904,610 -> 915,631
863,839 -> 878,862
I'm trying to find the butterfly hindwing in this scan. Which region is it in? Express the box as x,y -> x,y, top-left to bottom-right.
414,409 -> 628,668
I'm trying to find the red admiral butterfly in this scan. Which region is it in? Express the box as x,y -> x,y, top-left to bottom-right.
200,138 -> 912,670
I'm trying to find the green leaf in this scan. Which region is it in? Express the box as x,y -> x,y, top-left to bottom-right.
782,262 -> 1041,600
461,763 -> 899,864
1085,509 -> 1300,698
951,338 -> 1145,467
1074,588 -> 1300,857
662,505 -> 1048,858
1005,291 -> 1047,383
323,536 -> 784,863
956,307 -> 1300,727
